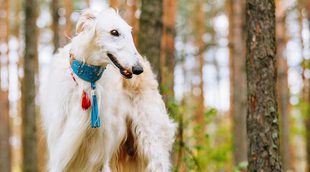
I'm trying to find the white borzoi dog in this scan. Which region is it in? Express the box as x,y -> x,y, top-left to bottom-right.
41,8 -> 176,172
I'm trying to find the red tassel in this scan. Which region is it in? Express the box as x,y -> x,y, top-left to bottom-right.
81,91 -> 91,110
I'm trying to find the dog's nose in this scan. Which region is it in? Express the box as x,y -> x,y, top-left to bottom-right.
132,65 -> 143,75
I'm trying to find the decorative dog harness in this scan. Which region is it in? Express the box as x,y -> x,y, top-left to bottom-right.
70,53 -> 105,128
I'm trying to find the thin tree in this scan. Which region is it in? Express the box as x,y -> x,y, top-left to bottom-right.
22,0 -> 39,171
245,0 -> 282,171
51,0 -> 60,53
129,0 -> 139,45
64,0 -> 73,40
109,0 -> 119,8
228,0 -> 247,166
12,0 -> 22,169
160,0 -> 176,105
276,0 -> 291,170
138,0 -> 163,76
0,0 -> 11,171
192,0 -> 205,152
160,0 -> 178,168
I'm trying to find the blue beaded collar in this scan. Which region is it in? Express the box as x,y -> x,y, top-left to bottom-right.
71,60 -> 105,83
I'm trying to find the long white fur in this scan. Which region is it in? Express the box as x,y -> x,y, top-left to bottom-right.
41,8 -> 176,172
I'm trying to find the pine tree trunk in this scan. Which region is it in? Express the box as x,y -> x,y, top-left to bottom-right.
12,0 -> 21,37
138,0 -> 163,77
23,0 -> 39,171
64,0 -> 73,40
130,0 -> 139,45
194,0 -> 205,150
0,0 -> 11,171
245,0 -> 282,171
228,0 -> 248,166
11,0 -> 22,170
109,0 -> 119,8
51,0 -> 60,53
160,0 -> 176,104
276,0 -> 291,170
0,87 -> 10,172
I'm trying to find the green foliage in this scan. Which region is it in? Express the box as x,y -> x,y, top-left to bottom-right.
290,95 -> 309,138
169,100 -> 233,171
233,161 -> 248,172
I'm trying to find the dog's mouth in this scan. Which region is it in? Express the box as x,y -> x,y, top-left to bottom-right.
107,53 -> 133,79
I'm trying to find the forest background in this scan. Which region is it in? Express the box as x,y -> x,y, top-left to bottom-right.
0,0 -> 309,171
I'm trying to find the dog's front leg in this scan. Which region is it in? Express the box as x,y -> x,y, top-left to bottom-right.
48,108 -> 89,172
101,159 -> 111,172
132,117 -> 175,172
131,92 -> 176,172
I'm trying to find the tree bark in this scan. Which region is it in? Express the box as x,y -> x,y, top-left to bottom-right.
22,0 -> 39,171
51,0 -> 60,53
64,0 -> 73,40
193,0 -> 205,151
228,0 -> 248,166
160,0 -> 176,105
129,0 -> 139,45
245,0 -> 282,171
0,1 -> 11,171
275,0 -> 291,170
109,0 -> 119,8
0,86 -> 10,172
11,0 -> 21,37
138,0 -> 163,77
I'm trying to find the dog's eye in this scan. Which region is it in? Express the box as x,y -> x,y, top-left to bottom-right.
110,30 -> 120,37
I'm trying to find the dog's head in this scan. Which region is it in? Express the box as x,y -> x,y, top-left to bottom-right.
71,8 -> 143,79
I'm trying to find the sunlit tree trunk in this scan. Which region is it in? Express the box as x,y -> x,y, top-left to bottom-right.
275,0 -> 291,170
228,0 -> 247,166
160,0 -> 178,168
160,0 -> 176,105
11,0 -> 23,170
11,0 -> 20,37
64,0 -> 73,40
193,0 -> 205,152
0,0 -> 11,171
38,132 -> 46,172
138,0 -> 163,77
109,0 -> 119,8
51,0 -> 60,53
0,79 -> 10,172
129,0 -> 139,45
22,0 -> 39,171
245,0 -> 282,171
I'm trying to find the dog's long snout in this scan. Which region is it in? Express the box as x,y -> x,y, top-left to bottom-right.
132,64 -> 143,75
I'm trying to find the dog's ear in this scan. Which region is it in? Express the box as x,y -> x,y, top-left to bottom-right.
76,9 -> 96,34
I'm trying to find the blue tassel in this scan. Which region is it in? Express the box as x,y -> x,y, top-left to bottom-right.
71,58 -> 105,128
91,82 -> 100,128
